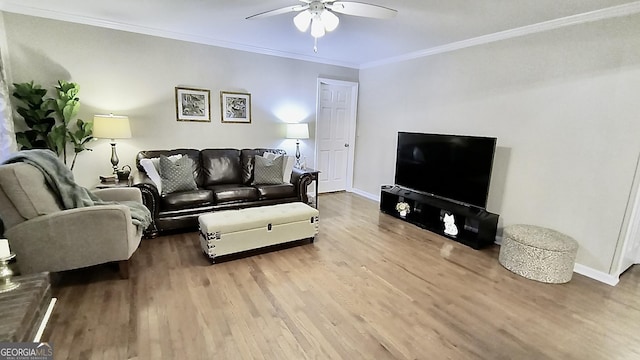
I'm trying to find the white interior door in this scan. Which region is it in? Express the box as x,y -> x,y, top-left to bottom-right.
316,79 -> 358,193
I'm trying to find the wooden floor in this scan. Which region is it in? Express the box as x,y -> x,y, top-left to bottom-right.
44,192 -> 640,360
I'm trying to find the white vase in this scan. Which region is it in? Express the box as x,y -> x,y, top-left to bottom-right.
399,210 -> 407,217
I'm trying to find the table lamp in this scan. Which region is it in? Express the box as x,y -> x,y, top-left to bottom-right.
286,123 -> 309,168
92,114 -> 131,174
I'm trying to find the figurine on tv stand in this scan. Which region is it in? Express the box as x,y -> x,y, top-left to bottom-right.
443,213 -> 459,237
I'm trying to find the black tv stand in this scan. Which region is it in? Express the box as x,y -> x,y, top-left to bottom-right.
380,185 -> 499,249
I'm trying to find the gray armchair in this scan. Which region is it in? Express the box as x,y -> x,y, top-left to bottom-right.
0,162 -> 143,278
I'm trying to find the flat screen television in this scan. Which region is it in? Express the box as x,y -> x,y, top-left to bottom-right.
395,132 -> 497,209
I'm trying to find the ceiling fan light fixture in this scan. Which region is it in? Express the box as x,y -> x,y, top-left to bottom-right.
293,10 -> 312,32
310,15 -> 325,38
246,0 -> 397,52
320,9 -> 339,32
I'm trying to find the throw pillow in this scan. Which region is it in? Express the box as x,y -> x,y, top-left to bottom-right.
151,154 -> 182,170
263,153 -> 295,183
139,154 -> 182,194
158,155 -> 197,195
282,155 -> 294,183
253,155 -> 284,185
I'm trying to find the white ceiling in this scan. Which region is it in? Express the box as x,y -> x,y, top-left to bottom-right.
1,0 -> 639,68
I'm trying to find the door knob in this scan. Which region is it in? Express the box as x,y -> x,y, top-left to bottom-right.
344,143 -> 350,148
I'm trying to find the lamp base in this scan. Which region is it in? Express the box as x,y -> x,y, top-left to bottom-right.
0,253 -> 19,293
110,141 -> 119,174
294,140 -> 303,169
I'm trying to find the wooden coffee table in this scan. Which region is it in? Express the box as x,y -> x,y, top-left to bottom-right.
0,272 -> 56,342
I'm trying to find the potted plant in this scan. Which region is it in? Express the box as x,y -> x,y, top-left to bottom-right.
12,80 -> 93,170
12,81 -> 56,151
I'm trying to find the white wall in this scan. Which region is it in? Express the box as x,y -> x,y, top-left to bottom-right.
356,14 -> 640,274
2,13 -> 358,186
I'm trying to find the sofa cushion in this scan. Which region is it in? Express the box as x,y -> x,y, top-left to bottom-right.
159,155 -> 198,195
201,149 -> 242,186
206,184 -> 259,203
253,155 -> 285,185
255,183 -> 296,200
160,189 -> 214,211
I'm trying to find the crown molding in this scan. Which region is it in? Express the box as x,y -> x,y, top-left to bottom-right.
2,2 -> 639,70
360,1 -> 640,69
0,3 -> 360,69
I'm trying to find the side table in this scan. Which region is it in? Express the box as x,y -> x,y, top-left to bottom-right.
0,272 -> 56,342
95,176 -> 133,189
299,168 -> 319,208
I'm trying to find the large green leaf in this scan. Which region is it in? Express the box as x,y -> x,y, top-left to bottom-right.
12,82 -> 47,107
48,125 -> 67,157
15,131 -> 35,149
62,100 -> 80,123
69,119 -> 93,153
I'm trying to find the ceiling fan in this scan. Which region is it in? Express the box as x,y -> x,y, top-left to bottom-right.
246,0 -> 397,52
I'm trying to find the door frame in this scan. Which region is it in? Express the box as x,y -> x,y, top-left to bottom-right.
315,77 -> 359,193
614,153 -> 640,278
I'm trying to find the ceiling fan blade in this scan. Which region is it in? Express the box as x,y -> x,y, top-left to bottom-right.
328,2 -> 397,19
246,5 -> 308,20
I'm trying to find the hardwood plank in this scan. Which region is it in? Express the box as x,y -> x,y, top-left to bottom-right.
41,192 -> 640,359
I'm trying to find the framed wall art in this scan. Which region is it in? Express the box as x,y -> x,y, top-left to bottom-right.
220,91 -> 251,124
175,87 -> 211,122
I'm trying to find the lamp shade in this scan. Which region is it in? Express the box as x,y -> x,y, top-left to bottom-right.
92,114 -> 131,139
286,123 -> 309,140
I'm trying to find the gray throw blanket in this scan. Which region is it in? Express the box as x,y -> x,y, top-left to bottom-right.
3,149 -> 152,230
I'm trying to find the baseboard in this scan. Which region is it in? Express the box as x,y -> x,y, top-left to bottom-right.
493,243 -> 619,286
349,188 -> 380,202
573,263 -> 619,286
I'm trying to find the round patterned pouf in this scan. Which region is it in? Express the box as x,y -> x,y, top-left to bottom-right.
499,224 -> 579,284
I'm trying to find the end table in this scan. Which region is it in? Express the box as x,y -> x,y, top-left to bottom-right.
95,177 -> 133,189
0,272 -> 56,342
299,168 -> 319,208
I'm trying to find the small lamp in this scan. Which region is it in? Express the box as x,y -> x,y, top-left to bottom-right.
92,114 -> 131,174
286,123 -> 309,168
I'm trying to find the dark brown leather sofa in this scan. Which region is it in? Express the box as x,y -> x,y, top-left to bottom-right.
134,148 -> 314,238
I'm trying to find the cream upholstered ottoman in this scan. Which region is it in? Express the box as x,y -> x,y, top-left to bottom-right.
499,224 -> 579,283
199,202 -> 319,261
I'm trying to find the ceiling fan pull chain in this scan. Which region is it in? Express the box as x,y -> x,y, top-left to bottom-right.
314,37 -> 318,53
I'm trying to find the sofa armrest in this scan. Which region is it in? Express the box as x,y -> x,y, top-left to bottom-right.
6,205 -> 141,275
291,168 -> 314,205
132,172 -> 161,238
93,187 -> 143,203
